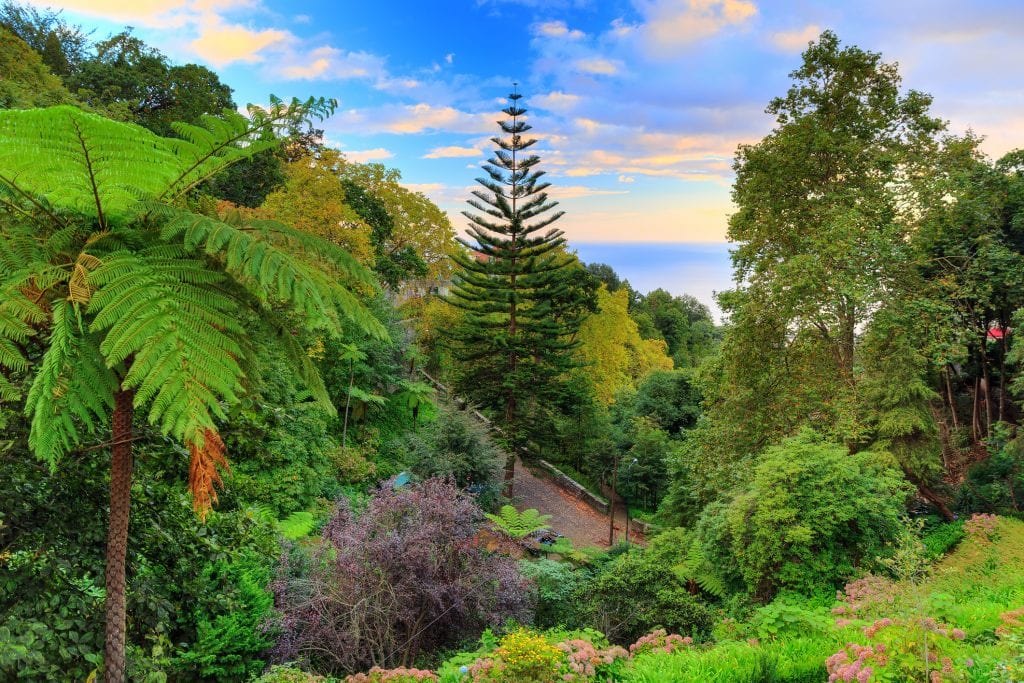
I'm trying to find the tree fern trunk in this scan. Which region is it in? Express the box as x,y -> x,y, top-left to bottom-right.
104,389 -> 134,683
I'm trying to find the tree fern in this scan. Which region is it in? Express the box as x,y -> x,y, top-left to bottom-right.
484,505 -> 553,539
277,510 -> 316,541
0,103 -> 385,509
0,99 -> 382,679
671,537 -> 727,598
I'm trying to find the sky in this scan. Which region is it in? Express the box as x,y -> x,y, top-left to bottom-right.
34,0 -> 1024,314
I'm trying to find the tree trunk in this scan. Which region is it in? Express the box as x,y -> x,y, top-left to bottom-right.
104,389 -> 134,683
999,324 -> 1008,423
980,340 -> 993,436
342,362 -> 354,450
944,366 -> 959,431
901,465 -> 955,522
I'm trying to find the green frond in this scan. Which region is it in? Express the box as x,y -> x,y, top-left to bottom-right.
0,107 -> 180,225
88,252 -> 246,446
156,207 -> 387,340
266,314 -> 336,416
672,538 -> 727,598
24,300 -> 116,465
277,510 -> 316,540
485,505 -> 553,539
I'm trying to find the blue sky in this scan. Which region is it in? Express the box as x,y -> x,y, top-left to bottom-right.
38,0 -> 1024,312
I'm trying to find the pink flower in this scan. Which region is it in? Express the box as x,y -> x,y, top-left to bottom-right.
951,628 -> 965,641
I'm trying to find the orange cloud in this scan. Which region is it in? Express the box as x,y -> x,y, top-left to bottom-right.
190,21 -> 288,65
770,24 -> 821,52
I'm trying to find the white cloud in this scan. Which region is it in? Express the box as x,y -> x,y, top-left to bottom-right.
575,58 -> 619,75
534,20 -> 586,39
770,24 -> 821,52
423,146 -> 483,159
533,91 -> 581,112
445,53 -> 455,64
618,175 -> 635,183
329,104 -> 498,135
341,148 -> 394,163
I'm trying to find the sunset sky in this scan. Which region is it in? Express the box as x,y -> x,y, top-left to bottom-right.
37,0 -> 1024,312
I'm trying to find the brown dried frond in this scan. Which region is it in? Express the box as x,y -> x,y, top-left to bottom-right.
68,252 -> 102,304
188,429 -> 230,521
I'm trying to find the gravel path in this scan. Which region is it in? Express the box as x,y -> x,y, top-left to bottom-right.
511,457 -> 616,549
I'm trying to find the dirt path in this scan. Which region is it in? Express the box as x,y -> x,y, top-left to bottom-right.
511,457 -> 615,549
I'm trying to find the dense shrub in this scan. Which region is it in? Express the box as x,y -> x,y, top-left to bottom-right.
582,530 -> 716,644
699,429 -> 911,600
0,437 -> 278,681
519,559 -> 589,629
921,521 -> 966,560
271,478 -> 532,675
958,428 -> 1024,515
632,370 -> 701,436
397,404 -> 504,507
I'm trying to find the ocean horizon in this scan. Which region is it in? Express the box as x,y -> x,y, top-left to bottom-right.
571,242 -> 734,320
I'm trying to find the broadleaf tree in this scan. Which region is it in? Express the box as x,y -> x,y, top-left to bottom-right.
444,90 -> 594,492
0,99 -> 387,681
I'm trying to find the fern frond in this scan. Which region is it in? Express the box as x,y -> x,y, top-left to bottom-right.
188,428 -> 229,520
24,300 -> 116,464
485,505 -> 553,539
671,538 -> 727,598
0,107 -> 180,224
155,206 -> 387,339
277,510 -> 316,540
88,252 -> 246,447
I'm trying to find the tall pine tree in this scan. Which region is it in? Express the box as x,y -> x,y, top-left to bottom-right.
445,89 -> 591,493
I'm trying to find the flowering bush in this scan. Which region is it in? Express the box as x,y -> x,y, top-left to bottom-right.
345,666 -> 438,682
628,629 -> 693,656
557,639 -> 628,680
465,629 -> 563,682
832,575 -> 897,622
826,616 -> 972,682
963,513 -> 999,543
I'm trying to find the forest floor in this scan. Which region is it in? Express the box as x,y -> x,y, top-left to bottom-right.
511,457 -> 635,549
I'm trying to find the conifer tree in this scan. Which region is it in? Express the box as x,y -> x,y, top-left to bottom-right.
445,89 -> 593,492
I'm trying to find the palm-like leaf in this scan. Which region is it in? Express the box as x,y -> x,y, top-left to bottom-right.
0,102 -> 384,515
484,504 -> 553,539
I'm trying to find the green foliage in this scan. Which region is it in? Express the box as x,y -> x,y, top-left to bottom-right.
0,25 -> 77,108
748,599 -> 833,642
622,638 -> 829,683
960,426 -> 1024,514
0,101 -> 384,477
519,559 -> 589,629
395,403 -> 504,505
278,511 -> 317,541
701,430 -> 912,600
669,529 -> 727,599
253,665 -> 330,682
631,369 -> 701,436
485,505 -> 552,539
617,417 -> 677,511
444,92 -> 596,447
584,530 -> 716,644
921,521 -> 965,560
175,552 -> 277,681
0,435 -> 278,681
631,289 -> 718,369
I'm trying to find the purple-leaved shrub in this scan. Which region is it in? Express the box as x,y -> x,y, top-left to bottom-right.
271,478 -> 533,674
